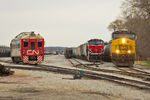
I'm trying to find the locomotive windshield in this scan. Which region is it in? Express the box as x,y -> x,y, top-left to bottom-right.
88,40 -> 104,45
38,42 -> 42,47
112,31 -> 136,40
24,42 -> 28,47
31,42 -> 35,50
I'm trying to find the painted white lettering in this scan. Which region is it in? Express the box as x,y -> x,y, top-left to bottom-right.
27,50 -> 39,55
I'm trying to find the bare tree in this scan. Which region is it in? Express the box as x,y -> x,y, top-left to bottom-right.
108,0 -> 150,58
108,19 -> 126,32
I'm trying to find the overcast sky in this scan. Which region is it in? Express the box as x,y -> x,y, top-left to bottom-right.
0,0 -> 123,47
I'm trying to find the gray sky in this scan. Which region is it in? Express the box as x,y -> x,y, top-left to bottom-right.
0,0 -> 123,47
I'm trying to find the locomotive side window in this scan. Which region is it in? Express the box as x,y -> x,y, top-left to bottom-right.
38,42 -> 42,47
24,42 -> 28,47
31,42 -> 35,50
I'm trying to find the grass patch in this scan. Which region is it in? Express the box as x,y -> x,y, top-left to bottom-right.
136,61 -> 150,68
145,61 -> 150,68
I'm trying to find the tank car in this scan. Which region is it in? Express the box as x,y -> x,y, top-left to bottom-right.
10,31 -> 45,64
103,41 -> 112,62
111,31 -> 136,67
75,39 -> 104,61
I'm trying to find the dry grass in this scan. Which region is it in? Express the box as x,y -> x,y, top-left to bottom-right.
135,61 -> 146,65
135,61 -> 150,68
13,72 -> 30,77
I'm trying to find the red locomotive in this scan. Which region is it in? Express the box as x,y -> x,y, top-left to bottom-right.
10,32 -> 44,64
75,39 -> 104,61
87,39 -> 104,61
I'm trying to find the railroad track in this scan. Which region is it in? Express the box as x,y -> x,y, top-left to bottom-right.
69,59 -> 96,67
68,59 -> 150,90
1,59 -> 150,91
1,59 -> 150,80
114,66 -> 150,80
114,66 -> 150,75
68,58 -> 150,81
2,62 -> 150,91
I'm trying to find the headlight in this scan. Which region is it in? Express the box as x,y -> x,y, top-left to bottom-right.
122,38 -> 126,44
128,50 -> 131,54
116,50 -> 119,54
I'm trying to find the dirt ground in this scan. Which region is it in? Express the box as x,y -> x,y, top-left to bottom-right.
0,55 -> 150,100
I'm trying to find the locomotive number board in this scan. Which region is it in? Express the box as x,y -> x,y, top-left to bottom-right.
119,45 -> 128,50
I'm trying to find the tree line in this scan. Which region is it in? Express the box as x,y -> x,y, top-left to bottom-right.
108,0 -> 150,58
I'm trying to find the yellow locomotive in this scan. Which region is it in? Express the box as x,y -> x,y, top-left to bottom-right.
111,31 -> 136,67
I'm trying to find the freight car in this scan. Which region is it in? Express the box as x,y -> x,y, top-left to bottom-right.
75,39 -> 104,61
10,31 -> 45,64
111,31 -> 136,67
64,48 -> 73,58
0,46 -> 10,57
